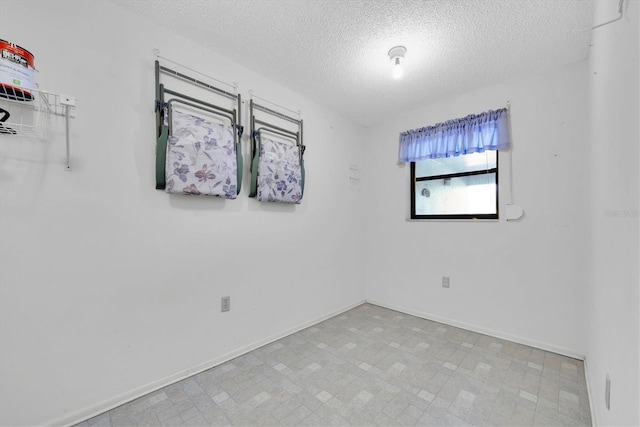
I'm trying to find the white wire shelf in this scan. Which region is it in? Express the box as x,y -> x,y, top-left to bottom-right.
0,87 -> 76,169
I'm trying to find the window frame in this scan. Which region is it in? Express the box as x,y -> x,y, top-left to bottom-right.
410,152 -> 500,220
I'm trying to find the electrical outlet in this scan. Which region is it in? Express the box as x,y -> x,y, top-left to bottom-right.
605,374 -> 611,410
221,296 -> 230,312
442,276 -> 450,288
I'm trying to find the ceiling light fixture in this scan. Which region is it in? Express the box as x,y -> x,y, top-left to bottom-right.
388,45 -> 407,79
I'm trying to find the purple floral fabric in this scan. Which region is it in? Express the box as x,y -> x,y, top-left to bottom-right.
165,109 -> 237,198
257,136 -> 302,204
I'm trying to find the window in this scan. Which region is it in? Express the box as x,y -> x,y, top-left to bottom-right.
411,150 -> 498,219
398,107 -> 509,220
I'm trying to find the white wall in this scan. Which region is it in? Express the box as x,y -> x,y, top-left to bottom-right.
0,1 -> 365,425
586,0 -> 640,425
2,1 -> 637,426
362,61 -> 591,357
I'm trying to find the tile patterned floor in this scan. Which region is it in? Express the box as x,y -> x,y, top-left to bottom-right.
77,304 -> 591,426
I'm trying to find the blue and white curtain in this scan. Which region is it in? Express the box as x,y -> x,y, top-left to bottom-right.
398,108 -> 510,162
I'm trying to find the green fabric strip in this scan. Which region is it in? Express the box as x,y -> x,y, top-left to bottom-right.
249,142 -> 260,198
300,157 -> 305,196
236,138 -> 243,194
155,124 -> 168,190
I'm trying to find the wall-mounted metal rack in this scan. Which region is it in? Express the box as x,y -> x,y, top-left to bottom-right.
0,87 -> 76,170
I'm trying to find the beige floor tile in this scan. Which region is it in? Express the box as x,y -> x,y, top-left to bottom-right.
77,304 -> 591,427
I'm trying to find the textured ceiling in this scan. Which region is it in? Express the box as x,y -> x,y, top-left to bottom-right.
111,0 -> 595,126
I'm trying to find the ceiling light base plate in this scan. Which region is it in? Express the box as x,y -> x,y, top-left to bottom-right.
388,45 -> 407,60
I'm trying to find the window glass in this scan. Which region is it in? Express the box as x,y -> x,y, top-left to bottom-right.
415,151 -> 497,177
411,151 -> 498,219
414,173 -> 497,216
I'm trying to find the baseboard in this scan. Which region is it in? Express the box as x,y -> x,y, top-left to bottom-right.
583,357 -> 598,425
54,299 -> 366,427
366,299 -> 586,360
